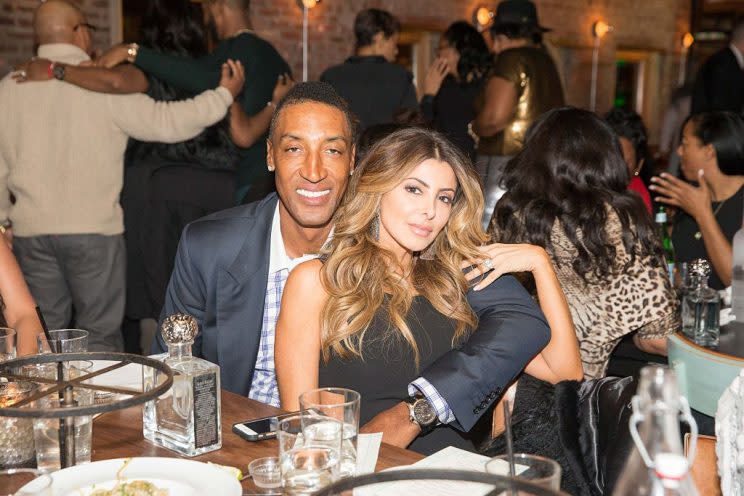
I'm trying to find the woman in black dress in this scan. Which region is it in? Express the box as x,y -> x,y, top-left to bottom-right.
420,21 -> 492,160
650,111 -> 744,289
275,127 -> 581,454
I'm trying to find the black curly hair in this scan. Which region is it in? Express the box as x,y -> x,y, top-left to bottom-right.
489,107 -> 662,282
442,21 -> 493,83
125,0 -> 236,169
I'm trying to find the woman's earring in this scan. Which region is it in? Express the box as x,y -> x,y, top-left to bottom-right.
370,212 -> 380,241
634,170 -> 640,176
419,242 -> 436,260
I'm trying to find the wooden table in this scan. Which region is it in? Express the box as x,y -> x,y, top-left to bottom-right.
92,390 -> 423,492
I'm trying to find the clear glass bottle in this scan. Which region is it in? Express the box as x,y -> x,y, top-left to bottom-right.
143,314 -> 222,456
613,366 -> 699,496
681,259 -> 720,347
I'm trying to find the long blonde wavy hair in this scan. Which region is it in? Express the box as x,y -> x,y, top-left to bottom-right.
319,127 -> 489,367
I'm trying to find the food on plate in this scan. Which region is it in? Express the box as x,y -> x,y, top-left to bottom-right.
88,480 -> 168,496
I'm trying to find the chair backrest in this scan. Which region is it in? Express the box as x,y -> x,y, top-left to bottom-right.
685,433 -> 721,496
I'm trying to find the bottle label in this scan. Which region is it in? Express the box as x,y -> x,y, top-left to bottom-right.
655,212 -> 667,224
193,372 -> 219,449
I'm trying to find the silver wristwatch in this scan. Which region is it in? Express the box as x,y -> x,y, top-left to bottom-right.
405,394 -> 437,433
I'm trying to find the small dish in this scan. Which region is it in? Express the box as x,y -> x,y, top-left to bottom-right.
248,456 -> 281,489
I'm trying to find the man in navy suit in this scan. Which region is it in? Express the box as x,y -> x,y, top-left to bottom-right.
156,82 -> 550,446
692,20 -> 744,115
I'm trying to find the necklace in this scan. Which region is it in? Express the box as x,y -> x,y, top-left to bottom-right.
694,199 -> 727,240
233,28 -> 254,38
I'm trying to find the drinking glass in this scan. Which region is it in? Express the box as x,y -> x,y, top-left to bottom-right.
486,453 -> 562,490
278,414 -> 341,494
31,362 -> 94,472
37,329 -> 88,354
0,383 -> 38,469
299,387 -> 360,478
0,329 -> 16,363
0,469 -> 52,496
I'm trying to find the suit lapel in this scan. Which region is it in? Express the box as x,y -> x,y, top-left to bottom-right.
216,194 -> 277,395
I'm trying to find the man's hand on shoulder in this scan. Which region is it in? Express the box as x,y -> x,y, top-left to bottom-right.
95,43 -> 130,69
360,401 -> 419,448
220,59 -> 245,99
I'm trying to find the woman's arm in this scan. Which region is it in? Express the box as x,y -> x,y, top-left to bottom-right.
473,76 -> 517,138
15,58 -> 148,94
0,241 -> 41,355
651,170 -> 733,286
466,244 -> 583,383
275,260 -> 327,411
230,74 -> 294,148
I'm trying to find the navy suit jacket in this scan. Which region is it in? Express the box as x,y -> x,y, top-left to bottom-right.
156,193 -> 550,431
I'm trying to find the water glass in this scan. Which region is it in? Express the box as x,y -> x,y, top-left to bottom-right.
486,453 -> 562,490
31,362 -> 94,472
37,329 -> 88,354
278,414 -> 341,494
0,329 -> 16,363
0,382 -> 38,469
0,469 -> 52,496
299,387 -> 360,478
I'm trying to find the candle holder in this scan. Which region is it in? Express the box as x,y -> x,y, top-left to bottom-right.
0,352 -> 173,470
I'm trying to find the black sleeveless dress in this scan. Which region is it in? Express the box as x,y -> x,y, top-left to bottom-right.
318,296 -> 477,455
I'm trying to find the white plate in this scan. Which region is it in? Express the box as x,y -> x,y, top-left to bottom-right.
32,457 -> 242,496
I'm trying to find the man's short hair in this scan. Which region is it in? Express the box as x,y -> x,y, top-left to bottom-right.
269,81 -> 357,142
354,8 -> 400,49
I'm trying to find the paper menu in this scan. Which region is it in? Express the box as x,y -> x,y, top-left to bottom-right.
355,446 -> 528,496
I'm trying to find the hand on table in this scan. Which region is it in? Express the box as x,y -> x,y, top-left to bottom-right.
360,401 -> 419,448
650,170 -> 712,222
462,243 -> 551,290
220,59 -> 245,99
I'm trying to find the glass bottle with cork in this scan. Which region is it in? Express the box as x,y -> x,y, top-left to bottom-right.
143,314 -> 222,456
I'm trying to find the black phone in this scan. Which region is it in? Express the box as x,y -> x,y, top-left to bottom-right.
232,412 -> 298,441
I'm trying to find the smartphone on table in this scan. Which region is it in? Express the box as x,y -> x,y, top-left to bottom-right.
232,412 -> 298,441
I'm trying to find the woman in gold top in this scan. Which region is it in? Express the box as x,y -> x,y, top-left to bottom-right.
472,0 -> 564,228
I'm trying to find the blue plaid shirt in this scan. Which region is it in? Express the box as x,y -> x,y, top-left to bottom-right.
247,205 -> 455,424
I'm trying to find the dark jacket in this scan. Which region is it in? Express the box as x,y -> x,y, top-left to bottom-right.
483,374 -> 637,495
156,193 -> 551,431
691,46 -> 744,114
321,56 -> 418,133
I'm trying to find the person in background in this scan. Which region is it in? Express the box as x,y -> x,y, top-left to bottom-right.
659,84 -> 692,176
321,8 -> 417,134
605,108 -> 653,214
94,0 -> 292,204
276,126 -> 581,453
2,0 -> 244,352
471,0 -> 564,229
420,21 -> 492,160
691,19 -> 744,115
490,107 -> 679,379
651,112 -> 744,289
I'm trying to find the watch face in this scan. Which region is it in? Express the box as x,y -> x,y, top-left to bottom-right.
413,399 -> 437,426
53,64 -> 65,80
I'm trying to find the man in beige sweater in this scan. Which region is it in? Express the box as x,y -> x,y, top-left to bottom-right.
0,0 -> 244,351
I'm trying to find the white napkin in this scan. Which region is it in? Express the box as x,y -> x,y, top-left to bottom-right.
356,433 -> 383,474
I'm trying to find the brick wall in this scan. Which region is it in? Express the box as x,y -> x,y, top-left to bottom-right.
0,0 -> 112,75
0,0 -> 690,140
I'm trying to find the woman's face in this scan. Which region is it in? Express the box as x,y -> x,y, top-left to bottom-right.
378,159 -> 457,259
437,38 -> 459,77
677,121 -> 715,181
618,137 -> 640,177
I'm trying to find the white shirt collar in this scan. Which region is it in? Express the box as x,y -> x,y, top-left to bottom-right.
268,204 -> 332,274
37,44 -> 90,65
731,44 -> 744,70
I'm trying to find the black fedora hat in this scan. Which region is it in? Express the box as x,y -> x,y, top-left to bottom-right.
492,0 -> 551,32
